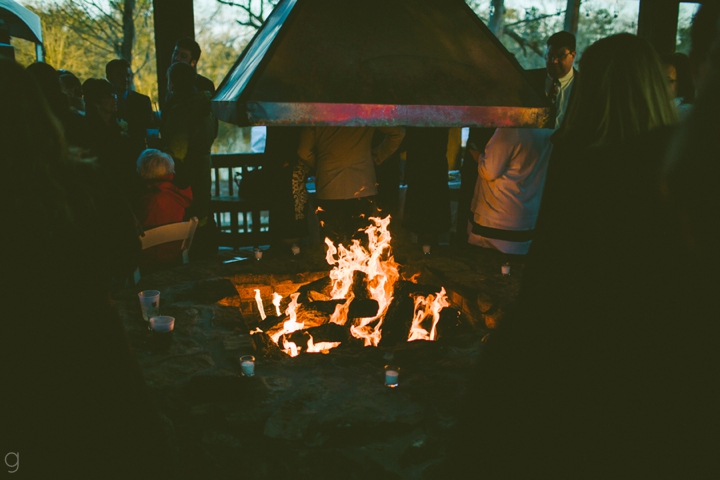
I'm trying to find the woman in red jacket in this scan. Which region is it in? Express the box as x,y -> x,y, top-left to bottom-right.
136,148 -> 193,272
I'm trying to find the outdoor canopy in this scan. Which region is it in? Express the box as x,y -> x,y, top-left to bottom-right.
0,0 -> 43,44
212,0 -> 551,128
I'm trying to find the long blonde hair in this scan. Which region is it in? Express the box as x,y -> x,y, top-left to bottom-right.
560,33 -> 677,148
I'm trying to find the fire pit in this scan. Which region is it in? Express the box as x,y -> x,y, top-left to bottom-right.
115,224 -> 522,478
249,217 -> 462,361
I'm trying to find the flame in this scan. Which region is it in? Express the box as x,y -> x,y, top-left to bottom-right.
270,292 -> 304,344
282,336 -> 300,357
250,327 -> 262,334
272,292 -> 283,317
253,216 -> 447,358
325,216 -> 399,346
403,272 -> 421,284
306,334 -> 341,354
254,289 -> 266,320
329,293 -> 354,326
408,287 -> 450,342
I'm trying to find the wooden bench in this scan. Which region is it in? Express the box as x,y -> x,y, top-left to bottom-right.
210,153 -> 273,249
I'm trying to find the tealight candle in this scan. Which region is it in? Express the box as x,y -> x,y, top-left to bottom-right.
240,355 -> 255,377
385,365 -> 400,388
501,263 -> 511,275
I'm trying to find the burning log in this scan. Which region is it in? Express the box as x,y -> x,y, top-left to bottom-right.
287,323 -> 349,347
297,277 -> 333,303
435,307 -> 465,340
298,284 -> 381,326
251,332 -> 288,359
257,315 -> 286,332
378,281 -> 449,348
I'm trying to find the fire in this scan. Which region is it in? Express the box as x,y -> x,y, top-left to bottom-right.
408,287 -> 450,342
269,293 -> 305,358
329,293 -> 354,326
324,216 -> 399,346
306,334 -> 341,354
254,289 -> 266,320
272,292 -> 282,316
251,217 -> 450,358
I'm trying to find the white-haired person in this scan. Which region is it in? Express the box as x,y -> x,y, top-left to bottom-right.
135,148 -> 193,271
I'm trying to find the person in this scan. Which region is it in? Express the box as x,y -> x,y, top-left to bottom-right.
662,52 -> 694,119
82,78 -> 136,197
172,37 -> 216,95
106,58 -> 155,156
401,127 -> 452,249
1,57 -> 171,478
297,126 -> 405,244
526,31 -> 578,129
59,71 -> 85,115
135,149 -> 193,272
439,33 -> 683,478
466,127 -> 553,254
26,62 -> 86,148
161,61 -> 217,259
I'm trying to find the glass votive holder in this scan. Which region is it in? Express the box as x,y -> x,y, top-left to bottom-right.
385,364 -> 400,388
149,315 -> 174,333
240,355 -> 256,377
253,248 -> 263,260
291,244 -> 301,256
501,263 -> 511,276
138,290 -> 160,322
422,244 -> 431,255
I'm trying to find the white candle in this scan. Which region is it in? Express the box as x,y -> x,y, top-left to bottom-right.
385,370 -> 399,387
241,360 -> 255,377
501,264 -> 511,275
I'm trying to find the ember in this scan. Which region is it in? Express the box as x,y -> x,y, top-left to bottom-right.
251,217 -> 450,355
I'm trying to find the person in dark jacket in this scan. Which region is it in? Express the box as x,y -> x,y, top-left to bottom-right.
171,37 -> 216,95
82,78 -> 136,198
162,61 -> 217,259
1,57 -> 171,479
106,58 -> 156,157
401,127 -> 452,249
437,34 -> 691,479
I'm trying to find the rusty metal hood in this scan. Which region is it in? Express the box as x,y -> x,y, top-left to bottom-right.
212,0 -> 549,128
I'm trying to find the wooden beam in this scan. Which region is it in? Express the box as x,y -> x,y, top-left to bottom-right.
152,0 -> 195,109
637,0 -> 680,55
564,0 -> 581,35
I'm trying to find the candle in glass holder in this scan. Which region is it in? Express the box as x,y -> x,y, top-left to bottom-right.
240,355 -> 255,377
385,365 -> 400,387
501,263 -> 511,275
253,248 -> 263,260
422,244 -> 431,255
291,244 -> 300,255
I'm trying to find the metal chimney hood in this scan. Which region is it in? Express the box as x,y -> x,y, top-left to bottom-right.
212,0 -> 550,128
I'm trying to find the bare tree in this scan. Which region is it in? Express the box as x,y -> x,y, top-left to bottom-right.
216,0 -> 280,30
489,0 -> 505,37
56,0 -> 139,65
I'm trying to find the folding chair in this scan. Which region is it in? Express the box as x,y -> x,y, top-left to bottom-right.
132,217 -> 199,284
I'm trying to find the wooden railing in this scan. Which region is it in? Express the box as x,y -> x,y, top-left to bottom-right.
210,153 -> 272,249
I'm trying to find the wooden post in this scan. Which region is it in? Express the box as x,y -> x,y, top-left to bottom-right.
563,0 -> 581,35
153,0 -> 195,109
637,0 -> 680,55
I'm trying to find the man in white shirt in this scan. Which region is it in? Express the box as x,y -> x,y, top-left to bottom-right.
467,32 -> 576,254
